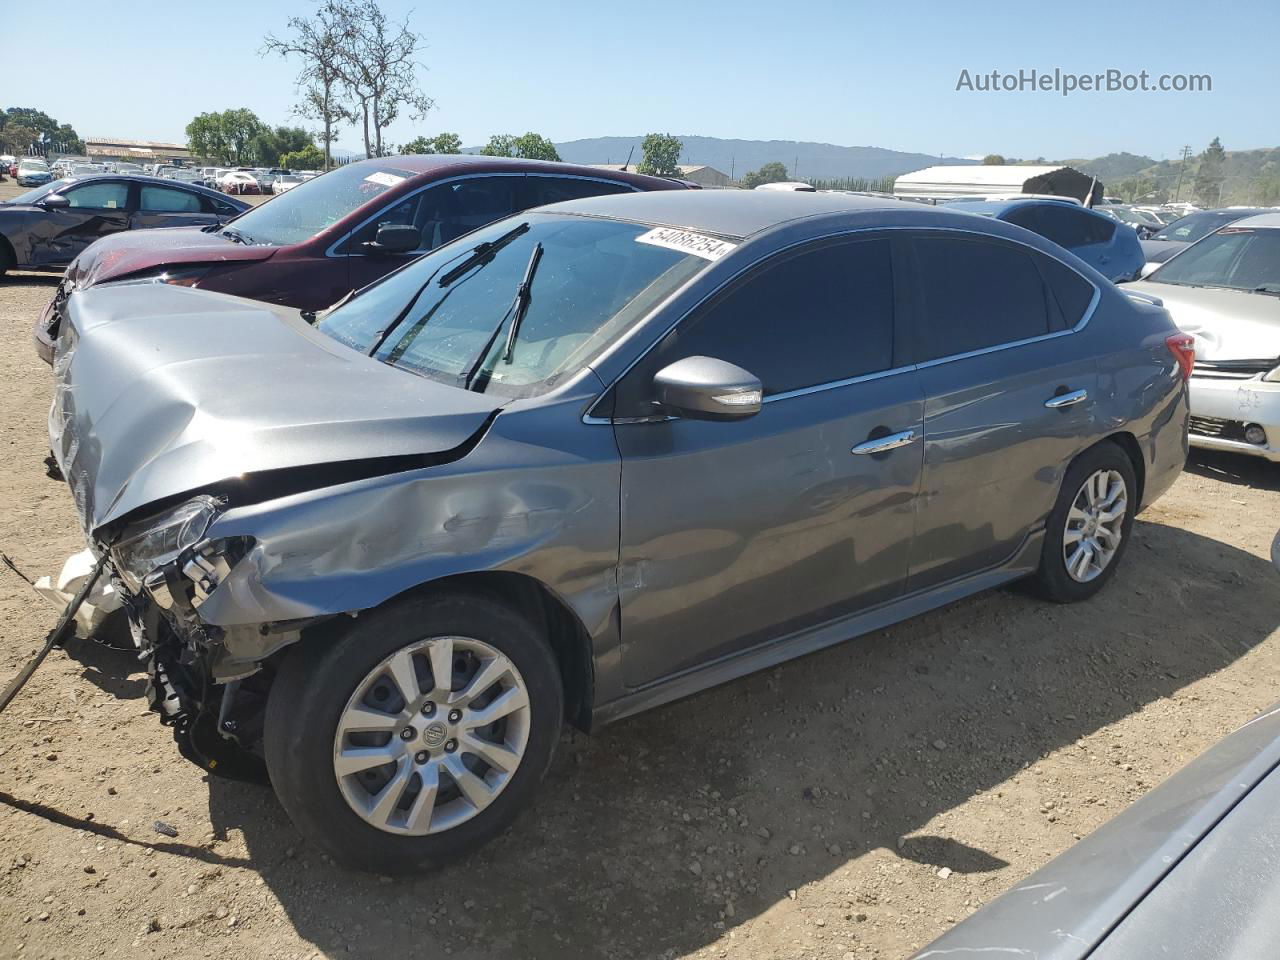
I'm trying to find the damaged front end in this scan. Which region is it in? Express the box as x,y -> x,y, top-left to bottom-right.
99,494 -> 287,780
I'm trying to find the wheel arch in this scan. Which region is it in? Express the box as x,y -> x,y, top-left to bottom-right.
298,570 -> 597,732
1100,430 -> 1146,507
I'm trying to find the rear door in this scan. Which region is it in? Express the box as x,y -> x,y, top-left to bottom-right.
31,179 -> 132,267
523,174 -> 636,208
130,183 -> 222,231
904,232 -> 1100,591
611,235 -> 924,687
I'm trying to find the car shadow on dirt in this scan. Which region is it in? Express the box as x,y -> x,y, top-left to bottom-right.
1185,449 -> 1280,492
132,518 -> 1280,958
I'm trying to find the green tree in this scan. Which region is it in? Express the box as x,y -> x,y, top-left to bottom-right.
0,122 -> 40,155
280,144 -> 326,170
1,107 -> 84,153
480,132 -> 560,161
400,132 -> 462,154
185,109 -> 269,164
739,161 -> 790,189
637,133 -> 682,176
1193,136 -> 1227,206
982,153 -> 1007,165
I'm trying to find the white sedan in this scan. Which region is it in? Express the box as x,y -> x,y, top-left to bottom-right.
1124,212 -> 1280,462
272,174 -> 305,194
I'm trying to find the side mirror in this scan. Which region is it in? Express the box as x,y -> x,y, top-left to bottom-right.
653,356 -> 762,421
363,223 -> 419,255
1140,261 -> 1160,279
39,194 -> 70,209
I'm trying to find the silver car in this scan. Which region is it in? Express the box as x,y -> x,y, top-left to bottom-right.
914,700 -> 1280,959
49,191 -> 1189,871
1126,212 -> 1280,462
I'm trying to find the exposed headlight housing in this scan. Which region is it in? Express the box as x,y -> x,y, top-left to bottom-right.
111,496 -> 220,592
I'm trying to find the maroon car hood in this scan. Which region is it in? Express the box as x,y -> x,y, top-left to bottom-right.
68,227 -> 278,289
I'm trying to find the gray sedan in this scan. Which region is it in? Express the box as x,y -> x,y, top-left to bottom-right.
48,191 -> 1190,871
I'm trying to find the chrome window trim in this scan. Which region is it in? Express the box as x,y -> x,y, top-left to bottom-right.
325,172 -> 642,259
564,223 -> 1101,425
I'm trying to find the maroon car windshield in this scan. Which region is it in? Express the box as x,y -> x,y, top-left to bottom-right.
218,163 -> 417,247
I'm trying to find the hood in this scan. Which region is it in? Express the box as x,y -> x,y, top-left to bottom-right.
1123,280 -> 1280,362
67,226 -> 277,290
51,282 -> 501,533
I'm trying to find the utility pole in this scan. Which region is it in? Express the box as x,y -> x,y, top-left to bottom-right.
1173,145 -> 1192,202
794,154 -> 799,179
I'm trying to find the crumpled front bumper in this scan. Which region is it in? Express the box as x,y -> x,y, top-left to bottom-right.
1189,375 -> 1280,462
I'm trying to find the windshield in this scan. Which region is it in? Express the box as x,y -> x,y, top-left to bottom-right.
5,179 -> 69,204
1149,227 -> 1280,293
218,161 -> 417,246
18,159 -> 49,171
319,213 -> 713,397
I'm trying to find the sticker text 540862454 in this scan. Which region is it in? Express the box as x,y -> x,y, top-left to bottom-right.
635,227 -> 737,261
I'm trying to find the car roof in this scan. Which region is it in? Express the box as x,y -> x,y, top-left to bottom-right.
946,198 -> 1099,217
345,152 -> 686,190
1229,212 -> 1280,229
541,189 -> 904,240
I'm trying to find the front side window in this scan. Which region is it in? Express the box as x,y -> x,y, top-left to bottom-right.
613,238 -> 896,416
319,213 -> 710,397
139,185 -> 202,213
63,182 -> 129,210
1149,227 -> 1280,293
343,176 -> 521,254
910,236 -> 1052,361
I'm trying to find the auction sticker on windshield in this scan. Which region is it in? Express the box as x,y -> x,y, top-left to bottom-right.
636,227 -> 737,261
364,171 -> 407,188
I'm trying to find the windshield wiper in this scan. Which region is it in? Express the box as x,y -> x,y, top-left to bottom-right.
464,242 -> 544,391
437,222 -> 529,288
220,226 -> 254,245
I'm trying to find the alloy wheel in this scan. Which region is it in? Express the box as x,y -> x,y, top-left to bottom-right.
1062,468 -> 1128,583
332,636 -> 531,835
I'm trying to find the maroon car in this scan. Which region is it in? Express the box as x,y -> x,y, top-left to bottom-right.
34,154 -> 693,362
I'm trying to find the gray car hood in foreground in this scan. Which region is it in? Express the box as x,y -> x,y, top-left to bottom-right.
51,282 -> 501,532
914,702 -> 1280,959
1124,279 -> 1280,361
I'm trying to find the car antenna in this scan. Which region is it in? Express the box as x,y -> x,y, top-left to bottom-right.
622,145 -> 634,172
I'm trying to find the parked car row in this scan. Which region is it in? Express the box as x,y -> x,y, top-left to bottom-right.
31,153 -> 1193,872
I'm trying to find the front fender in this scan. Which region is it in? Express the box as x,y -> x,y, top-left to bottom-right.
195,391 -> 621,669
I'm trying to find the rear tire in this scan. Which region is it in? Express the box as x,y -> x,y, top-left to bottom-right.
1029,440 -> 1137,603
264,590 -> 563,873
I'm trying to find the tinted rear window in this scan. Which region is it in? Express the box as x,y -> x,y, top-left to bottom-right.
911,236 -> 1051,361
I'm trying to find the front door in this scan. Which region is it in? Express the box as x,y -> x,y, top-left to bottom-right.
33,180 -> 132,266
344,175 -> 523,294
610,236 -> 924,688
903,232 -> 1101,590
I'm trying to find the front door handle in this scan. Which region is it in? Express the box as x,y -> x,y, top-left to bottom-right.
852,429 -> 916,455
1045,388 -> 1088,409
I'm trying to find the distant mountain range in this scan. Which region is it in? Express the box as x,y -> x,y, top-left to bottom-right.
466,135 -> 969,181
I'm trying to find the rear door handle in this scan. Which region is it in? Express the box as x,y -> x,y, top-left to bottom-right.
1045,388 -> 1088,409
852,429 -> 916,455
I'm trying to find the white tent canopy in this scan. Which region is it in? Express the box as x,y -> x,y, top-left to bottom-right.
894,164 -> 1099,202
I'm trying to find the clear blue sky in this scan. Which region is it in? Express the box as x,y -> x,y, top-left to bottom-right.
3,0 -> 1276,162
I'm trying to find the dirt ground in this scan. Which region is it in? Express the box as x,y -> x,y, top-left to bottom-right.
1,178 -> 1279,960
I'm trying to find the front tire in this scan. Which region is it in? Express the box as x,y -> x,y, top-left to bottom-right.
1029,440 -> 1137,603
264,591 -> 564,873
